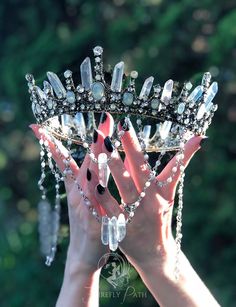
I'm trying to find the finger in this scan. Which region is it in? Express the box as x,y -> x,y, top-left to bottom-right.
95,184 -> 122,218
86,168 -> 104,216
89,129 -> 105,176
30,124 -> 79,178
102,137 -> 139,204
80,112 -> 114,175
118,118 -> 150,192
159,135 -> 205,196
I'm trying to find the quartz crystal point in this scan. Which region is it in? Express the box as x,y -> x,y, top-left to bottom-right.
47,72 -> 66,99
98,153 -> 110,187
61,114 -> 74,134
108,216 -> 118,251
159,121 -> 172,140
111,61 -> 124,92
139,76 -> 154,99
43,81 -> 54,96
80,57 -> 93,90
187,85 -> 203,103
73,113 -> 86,137
197,82 -> 218,120
35,86 -> 47,101
204,82 -> 218,110
117,213 -> 126,242
101,216 -> 110,245
161,79 -> 173,105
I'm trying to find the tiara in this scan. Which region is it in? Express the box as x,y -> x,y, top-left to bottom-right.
26,46 -> 218,152
27,47 -> 218,271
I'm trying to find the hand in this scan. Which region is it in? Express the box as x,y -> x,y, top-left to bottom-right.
93,118 -> 204,268
30,113 -> 114,270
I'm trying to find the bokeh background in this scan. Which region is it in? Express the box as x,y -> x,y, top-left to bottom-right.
0,0 -> 236,306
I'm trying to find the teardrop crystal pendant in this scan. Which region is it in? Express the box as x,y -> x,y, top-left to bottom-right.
117,213 -> 126,242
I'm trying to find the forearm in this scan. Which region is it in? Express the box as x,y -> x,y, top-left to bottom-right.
130,245 -> 220,307
56,248 -> 101,307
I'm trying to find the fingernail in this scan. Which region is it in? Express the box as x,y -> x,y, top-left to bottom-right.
97,184 -> 106,195
100,112 -> 107,124
200,136 -> 208,147
93,130 -> 98,143
120,118 -> 130,131
87,168 -> 92,181
104,136 -> 113,152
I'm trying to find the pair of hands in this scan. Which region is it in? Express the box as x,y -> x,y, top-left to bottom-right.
30,112 -> 203,274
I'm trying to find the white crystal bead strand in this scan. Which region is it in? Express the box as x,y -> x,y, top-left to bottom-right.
93,46 -> 104,81
108,216 -> 118,251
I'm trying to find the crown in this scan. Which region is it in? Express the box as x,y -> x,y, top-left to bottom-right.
26,46 -> 218,151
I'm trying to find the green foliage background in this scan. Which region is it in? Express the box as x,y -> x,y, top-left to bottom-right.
0,0 -> 236,306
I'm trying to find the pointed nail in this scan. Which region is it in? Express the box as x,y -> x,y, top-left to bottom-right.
120,118 -> 130,131
200,136 -> 209,147
87,168 -> 92,181
104,136 -> 113,152
100,112 -> 107,124
97,184 -> 106,195
93,130 -> 98,143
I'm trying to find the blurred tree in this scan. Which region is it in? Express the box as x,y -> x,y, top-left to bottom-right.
0,0 -> 235,306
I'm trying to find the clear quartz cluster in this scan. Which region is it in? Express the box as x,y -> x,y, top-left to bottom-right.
101,213 -> 126,251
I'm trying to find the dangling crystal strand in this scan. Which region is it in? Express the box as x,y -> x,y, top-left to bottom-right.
174,171 -> 185,280
80,57 -> 93,91
117,213 -> 126,242
139,76 -> 154,100
108,216 -> 118,251
47,72 -> 66,99
98,153 -> 110,187
161,79 -> 173,105
101,216 -> 110,245
38,199 -> 52,257
111,61 -> 124,92
61,114 -> 74,134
